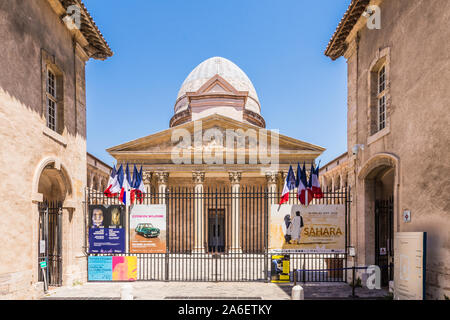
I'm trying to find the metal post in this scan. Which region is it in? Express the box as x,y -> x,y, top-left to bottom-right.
303,261 -> 306,284
165,189 -> 169,281
352,264 -> 356,298
42,262 -> 48,293
264,188 -> 269,283
294,268 -> 297,286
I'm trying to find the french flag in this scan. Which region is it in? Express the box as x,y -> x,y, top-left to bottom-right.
280,165 -> 296,205
119,164 -> 132,205
136,166 -> 146,204
104,165 -> 118,197
310,163 -> 323,199
130,164 -> 139,204
297,163 -> 313,206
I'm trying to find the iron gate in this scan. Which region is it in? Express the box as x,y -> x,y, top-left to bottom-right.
86,187 -> 349,282
375,197 -> 394,286
38,201 -> 63,287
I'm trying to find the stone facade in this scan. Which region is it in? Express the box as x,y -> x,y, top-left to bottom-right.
107,57 -> 325,253
0,0 -> 111,299
326,0 -> 450,299
87,152 -> 112,192
319,152 -> 349,193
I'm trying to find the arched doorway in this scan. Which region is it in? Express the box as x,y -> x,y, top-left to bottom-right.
36,161 -> 72,287
359,154 -> 397,287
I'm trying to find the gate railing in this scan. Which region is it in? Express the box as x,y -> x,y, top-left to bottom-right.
85,186 -> 350,282
38,201 -> 63,287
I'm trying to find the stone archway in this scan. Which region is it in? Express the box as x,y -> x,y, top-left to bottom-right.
358,153 -> 399,286
32,157 -> 73,287
32,157 -> 73,204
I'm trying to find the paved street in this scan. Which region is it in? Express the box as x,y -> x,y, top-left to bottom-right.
40,281 -> 390,300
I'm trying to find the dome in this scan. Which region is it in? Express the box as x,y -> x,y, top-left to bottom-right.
175,57 -> 261,115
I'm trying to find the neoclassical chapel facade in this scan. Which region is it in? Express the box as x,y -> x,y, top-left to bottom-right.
107,57 -> 325,196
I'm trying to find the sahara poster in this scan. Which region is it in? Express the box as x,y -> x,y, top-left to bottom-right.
269,204 -> 345,253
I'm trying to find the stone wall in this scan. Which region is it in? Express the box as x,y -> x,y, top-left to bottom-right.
344,0 -> 450,299
0,0 -> 89,299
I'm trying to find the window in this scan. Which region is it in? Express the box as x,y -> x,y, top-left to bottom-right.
41,49 -> 65,138
46,69 -> 57,131
368,49 -> 391,139
377,66 -> 386,131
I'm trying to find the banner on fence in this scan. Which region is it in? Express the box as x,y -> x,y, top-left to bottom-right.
269,204 -> 345,253
88,256 -> 137,281
88,205 -> 125,254
129,204 -> 167,253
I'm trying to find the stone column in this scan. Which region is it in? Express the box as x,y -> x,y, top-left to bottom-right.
143,170 -> 153,194
155,171 -> 169,204
265,171 -> 278,205
229,171 -> 242,253
331,176 -> 336,204
88,173 -> 94,190
192,171 -> 205,253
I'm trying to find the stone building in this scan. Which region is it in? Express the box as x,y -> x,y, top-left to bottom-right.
107,57 -> 325,253
0,0 -> 111,298
108,57 -> 325,193
325,0 -> 450,299
87,152 -> 112,192
319,152 -> 349,194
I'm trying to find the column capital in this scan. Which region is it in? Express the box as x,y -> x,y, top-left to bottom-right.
228,171 -> 242,185
143,170 -> 153,184
155,171 -> 169,185
265,171 -> 278,185
192,171 -> 205,184
280,170 -> 288,180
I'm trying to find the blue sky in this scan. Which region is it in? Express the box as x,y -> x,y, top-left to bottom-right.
84,0 -> 350,166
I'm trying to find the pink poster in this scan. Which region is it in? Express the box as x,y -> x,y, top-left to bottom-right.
112,256 -> 137,281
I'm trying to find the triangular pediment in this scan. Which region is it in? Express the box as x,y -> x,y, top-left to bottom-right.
107,114 -> 325,161
187,74 -> 248,98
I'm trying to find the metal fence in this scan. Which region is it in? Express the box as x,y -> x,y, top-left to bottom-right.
38,201 -> 63,287
86,186 -> 349,283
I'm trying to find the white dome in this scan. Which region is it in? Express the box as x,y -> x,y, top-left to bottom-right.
175,57 -> 261,114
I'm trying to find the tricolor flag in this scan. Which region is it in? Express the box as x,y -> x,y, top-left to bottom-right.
119,163 -> 132,205
130,165 -> 139,204
297,163 -> 313,206
104,165 -> 118,197
136,166 -> 146,204
112,164 -> 124,196
280,165 -> 296,205
310,163 -> 323,199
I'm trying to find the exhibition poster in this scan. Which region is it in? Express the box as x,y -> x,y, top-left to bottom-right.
269,204 -> 345,253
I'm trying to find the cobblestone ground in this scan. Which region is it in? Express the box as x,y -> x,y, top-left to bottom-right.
40,282 -> 390,300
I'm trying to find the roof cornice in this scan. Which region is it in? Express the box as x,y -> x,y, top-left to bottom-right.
49,0 -> 113,60
324,0 -> 370,60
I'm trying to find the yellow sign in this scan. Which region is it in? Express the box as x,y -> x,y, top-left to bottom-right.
271,255 -> 290,283
269,204 -> 345,253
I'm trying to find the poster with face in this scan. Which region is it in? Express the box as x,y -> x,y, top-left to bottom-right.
269,204 -> 345,253
129,204 -> 166,253
88,205 -> 125,254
